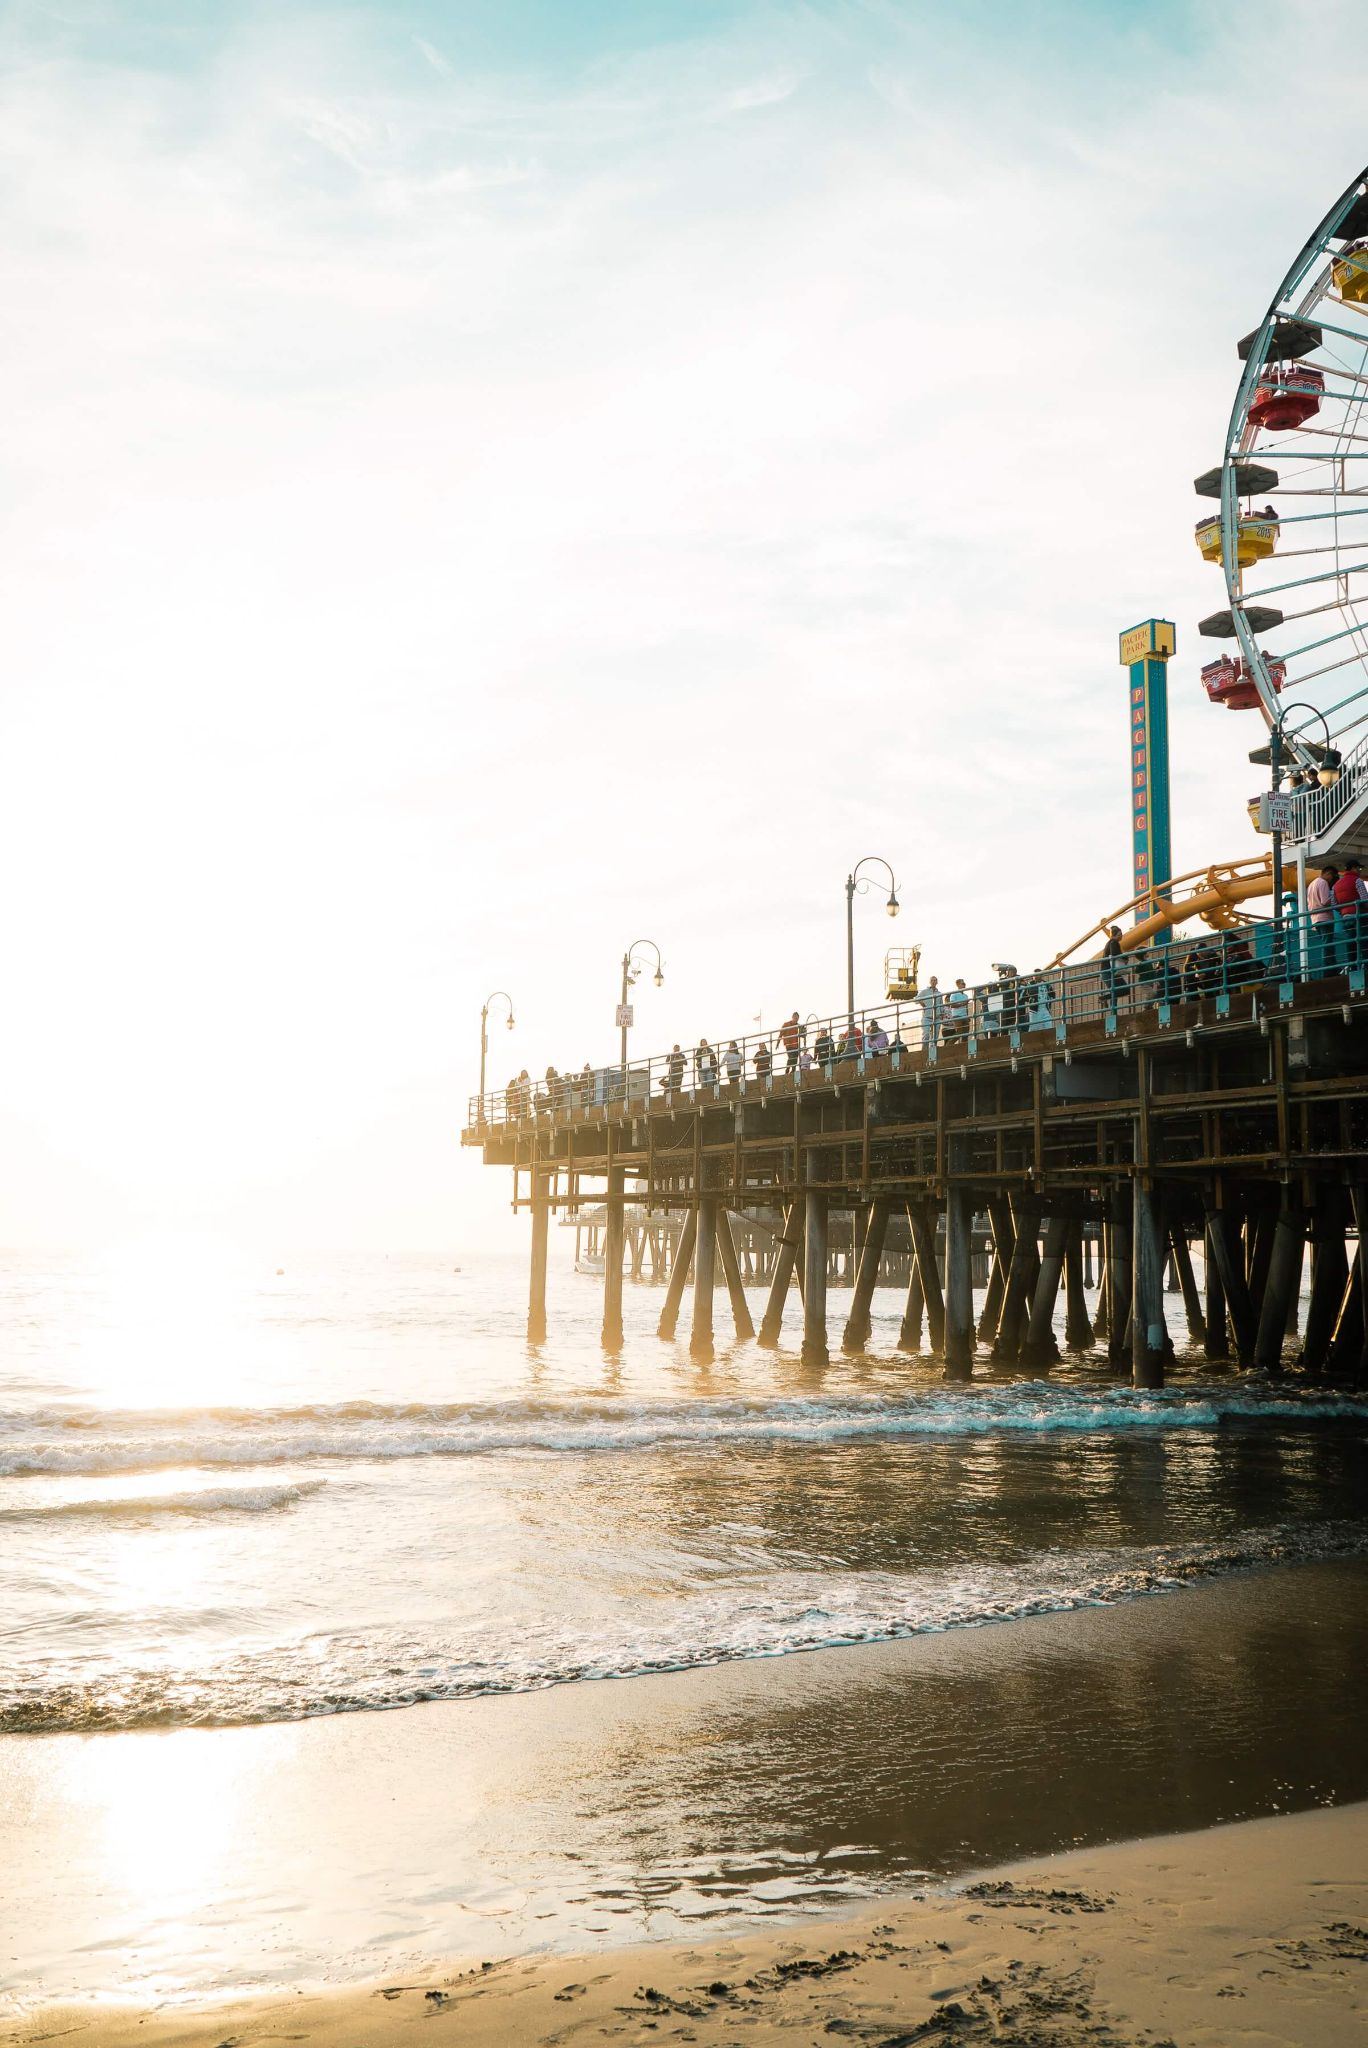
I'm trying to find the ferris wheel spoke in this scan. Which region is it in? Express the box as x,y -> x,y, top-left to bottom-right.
1272,618 -> 1368,665
1274,503 -> 1368,522
1244,559 -> 1368,601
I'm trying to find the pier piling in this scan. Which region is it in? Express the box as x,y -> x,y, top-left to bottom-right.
1106,1189 -> 1132,1366
980,1196 -> 1012,1342
1208,1208 -> 1257,1366
1300,1197 -> 1346,1376
992,1194 -> 1041,1365
717,1208 -> 756,1342
943,1188 -> 976,1381
907,1202 -> 945,1354
1131,1183 -> 1166,1389
527,1168 -> 550,1344
656,1208 -> 696,1341
1203,1219 -> 1231,1361
841,1197 -> 891,1354
1254,1204 -> 1303,1373
757,1204 -> 801,1348
801,1158 -> 829,1369
600,1161 -> 625,1352
1063,1222 -> 1094,1351
690,1183 -> 718,1362
1021,1214 -> 1067,1372
897,1252 -> 925,1352
1168,1225 -> 1207,1346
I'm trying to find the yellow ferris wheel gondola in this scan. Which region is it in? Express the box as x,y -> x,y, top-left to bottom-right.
1331,238 -> 1368,305
1194,512 -> 1278,567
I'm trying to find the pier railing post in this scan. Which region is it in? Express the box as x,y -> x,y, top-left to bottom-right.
527,1167 -> 550,1344
1131,1181 -> 1166,1388
690,1180 -> 718,1362
801,1154 -> 829,1369
656,1209 -> 696,1340
601,1161 -> 626,1352
842,1197 -> 891,1354
943,1186 -> 975,1381
716,1207 -> 756,1342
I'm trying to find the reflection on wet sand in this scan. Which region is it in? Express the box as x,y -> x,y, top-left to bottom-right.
4,1560 -> 1366,2002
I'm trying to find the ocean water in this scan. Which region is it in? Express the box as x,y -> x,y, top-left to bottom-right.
3,1242 -> 1366,1738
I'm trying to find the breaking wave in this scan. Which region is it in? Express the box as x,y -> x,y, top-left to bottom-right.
4,1516 -> 1365,1734
0,1383 -> 1363,1477
0,1481 -> 323,1523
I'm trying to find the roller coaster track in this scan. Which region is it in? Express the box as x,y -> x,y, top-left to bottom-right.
1052,854 -> 1295,966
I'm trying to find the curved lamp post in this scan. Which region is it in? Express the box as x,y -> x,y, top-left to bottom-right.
845,857 -> 899,1022
619,940 -> 665,1085
478,991 -> 515,1121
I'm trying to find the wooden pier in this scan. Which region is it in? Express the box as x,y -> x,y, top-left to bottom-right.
463,967 -> 1368,1384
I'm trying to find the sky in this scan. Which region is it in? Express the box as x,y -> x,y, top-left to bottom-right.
1,0 -> 1364,1254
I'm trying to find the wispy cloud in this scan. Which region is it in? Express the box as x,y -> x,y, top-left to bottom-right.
0,0 -> 1363,1245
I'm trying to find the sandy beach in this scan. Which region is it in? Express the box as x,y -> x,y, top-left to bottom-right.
12,1800 -> 1365,2047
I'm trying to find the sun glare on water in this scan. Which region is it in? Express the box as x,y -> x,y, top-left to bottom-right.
86,1231 -> 285,1410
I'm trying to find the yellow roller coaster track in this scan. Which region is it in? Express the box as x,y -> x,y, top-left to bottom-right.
1051,854 -> 1297,967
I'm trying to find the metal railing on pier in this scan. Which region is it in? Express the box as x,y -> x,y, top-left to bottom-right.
470,906 -> 1368,1130
1270,724 -> 1368,846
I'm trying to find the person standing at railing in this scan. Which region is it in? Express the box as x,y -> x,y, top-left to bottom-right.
753,1040 -> 772,1080
813,1024 -> 836,1066
866,1018 -> 889,1053
724,1040 -> 742,1082
777,1012 -> 802,1071
665,1044 -> 686,1093
695,1038 -> 717,1087
1308,865 -> 1338,976
838,1019 -> 864,1058
945,979 -> 970,1038
1102,926 -> 1125,1012
1333,859 -> 1368,969
916,975 -> 944,1050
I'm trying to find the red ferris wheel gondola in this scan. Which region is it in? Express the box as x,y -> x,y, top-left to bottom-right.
1247,363 -> 1324,431
1201,653 -> 1287,710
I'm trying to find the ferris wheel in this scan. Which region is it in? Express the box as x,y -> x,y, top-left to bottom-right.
1197,165 -> 1368,800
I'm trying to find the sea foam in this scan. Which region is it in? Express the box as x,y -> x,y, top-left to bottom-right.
0,1383 -> 1362,1477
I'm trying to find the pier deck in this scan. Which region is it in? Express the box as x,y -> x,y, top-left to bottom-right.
463,921 -> 1368,1383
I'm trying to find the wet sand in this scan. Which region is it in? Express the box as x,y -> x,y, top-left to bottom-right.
12,1801 -> 1368,2046
6,1557 -> 1368,2008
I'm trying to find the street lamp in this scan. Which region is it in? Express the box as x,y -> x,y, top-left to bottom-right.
845,856 -> 899,1022
619,940 -> 665,1091
478,991 -> 515,1121
1258,707 -> 1342,950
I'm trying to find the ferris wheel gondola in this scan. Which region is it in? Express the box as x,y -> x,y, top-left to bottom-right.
1196,165 -> 1368,805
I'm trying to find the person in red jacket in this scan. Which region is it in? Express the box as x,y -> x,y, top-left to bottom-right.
1332,858 -> 1367,967
777,1012 -> 802,1071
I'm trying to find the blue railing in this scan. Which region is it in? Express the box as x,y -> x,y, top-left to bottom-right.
470,907 -> 1367,1128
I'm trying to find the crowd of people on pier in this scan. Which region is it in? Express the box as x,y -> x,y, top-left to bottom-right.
493,872 -> 1367,1122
